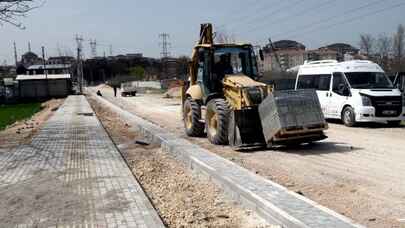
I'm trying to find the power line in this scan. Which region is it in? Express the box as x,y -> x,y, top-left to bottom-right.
226,0 -> 303,32
217,0 -> 278,29
279,1 -> 405,41
243,0 -> 338,35
159,33 -> 171,58
265,0 -> 385,43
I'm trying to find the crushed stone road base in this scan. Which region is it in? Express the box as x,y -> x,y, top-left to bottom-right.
0,95 -> 164,228
91,93 -> 364,228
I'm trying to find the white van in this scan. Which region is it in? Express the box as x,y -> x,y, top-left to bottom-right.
295,60 -> 405,127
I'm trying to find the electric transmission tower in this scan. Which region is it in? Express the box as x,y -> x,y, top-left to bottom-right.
89,39 -> 97,58
159,33 -> 171,58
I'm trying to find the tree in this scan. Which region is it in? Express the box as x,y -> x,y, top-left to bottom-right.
359,34 -> 374,57
393,24 -> 405,72
0,0 -> 42,29
129,66 -> 145,80
376,33 -> 392,71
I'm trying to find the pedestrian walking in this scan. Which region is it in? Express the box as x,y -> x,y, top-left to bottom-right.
113,85 -> 118,97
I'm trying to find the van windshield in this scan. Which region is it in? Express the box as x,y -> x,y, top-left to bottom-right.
345,72 -> 393,89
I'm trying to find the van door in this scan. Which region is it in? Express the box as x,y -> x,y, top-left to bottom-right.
317,74 -> 332,117
296,74 -> 331,116
329,72 -> 350,118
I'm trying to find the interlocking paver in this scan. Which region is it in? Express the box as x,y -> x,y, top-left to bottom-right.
0,95 -> 164,228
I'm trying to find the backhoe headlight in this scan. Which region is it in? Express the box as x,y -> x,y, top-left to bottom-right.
361,95 -> 372,106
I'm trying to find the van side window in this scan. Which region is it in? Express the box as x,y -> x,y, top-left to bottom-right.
297,75 -> 316,89
318,75 -> 331,91
297,74 -> 331,91
332,72 -> 347,95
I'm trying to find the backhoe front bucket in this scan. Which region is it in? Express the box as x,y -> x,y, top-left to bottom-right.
258,89 -> 328,146
228,109 -> 266,149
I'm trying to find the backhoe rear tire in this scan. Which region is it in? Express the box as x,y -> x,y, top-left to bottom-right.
183,98 -> 204,137
206,98 -> 230,145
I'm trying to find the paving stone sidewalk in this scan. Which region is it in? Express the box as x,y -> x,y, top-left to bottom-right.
0,95 -> 164,228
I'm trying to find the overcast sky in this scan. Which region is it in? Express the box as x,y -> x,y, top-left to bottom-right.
1,0 -> 404,64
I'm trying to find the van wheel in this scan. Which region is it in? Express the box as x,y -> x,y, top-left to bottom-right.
342,106 -> 356,127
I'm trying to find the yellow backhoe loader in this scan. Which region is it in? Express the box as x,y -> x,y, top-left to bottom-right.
182,23 -> 328,149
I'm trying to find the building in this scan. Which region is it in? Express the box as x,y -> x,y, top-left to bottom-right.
161,57 -> 179,80
262,40 -> 306,72
0,66 -> 16,79
47,56 -> 75,65
305,49 -> 339,61
20,52 -> 44,68
262,41 -> 361,73
16,74 -> 72,99
26,64 -> 72,75
318,43 -> 359,61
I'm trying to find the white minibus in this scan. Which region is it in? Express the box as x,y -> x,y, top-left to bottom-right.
295,60 -> 405,127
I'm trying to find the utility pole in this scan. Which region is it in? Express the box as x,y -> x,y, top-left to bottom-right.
109,44 -> 113,56
268,38 -> 283,71
13,42 -> 18,67
159,33 -> 171,58
42,46 -> 49,97
76,35 -> 84,94
28,42 -> 31,52
90,39 -> 97,58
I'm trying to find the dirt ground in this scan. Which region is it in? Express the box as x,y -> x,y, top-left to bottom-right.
0,99 -> 65,150
91,85 -> 405,228
88,96 -> 271,228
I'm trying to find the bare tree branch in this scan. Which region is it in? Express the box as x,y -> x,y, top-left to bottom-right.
215,27 -> 236,44
0,0 -> 43,29
393,24 -> 405,71
375,33 -> 392,70
359,34 -> 374,57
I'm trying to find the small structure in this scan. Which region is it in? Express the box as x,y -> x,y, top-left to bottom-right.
16,74 -> 71,99
0,78 -> 18,103
26,64 -> 71,75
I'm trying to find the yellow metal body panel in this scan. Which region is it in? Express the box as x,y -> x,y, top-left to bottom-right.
186,84 -> 203,100
222,74 -> 273,110
223,74 -> 266,87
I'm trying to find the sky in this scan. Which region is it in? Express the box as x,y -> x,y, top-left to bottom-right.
1,0 -> 405,64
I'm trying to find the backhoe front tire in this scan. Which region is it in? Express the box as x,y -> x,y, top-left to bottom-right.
206,99 -> 230,145
183,98 -> 204,137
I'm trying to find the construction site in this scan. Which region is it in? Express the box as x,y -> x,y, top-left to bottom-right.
2,1 -> 405,228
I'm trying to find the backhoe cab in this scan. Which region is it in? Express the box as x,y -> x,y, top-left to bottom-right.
182,23 -> 327,149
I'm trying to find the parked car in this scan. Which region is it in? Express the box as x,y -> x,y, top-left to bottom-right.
295,60 -> 405,127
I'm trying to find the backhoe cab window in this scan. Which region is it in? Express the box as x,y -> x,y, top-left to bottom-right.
213,47 -> 257,79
